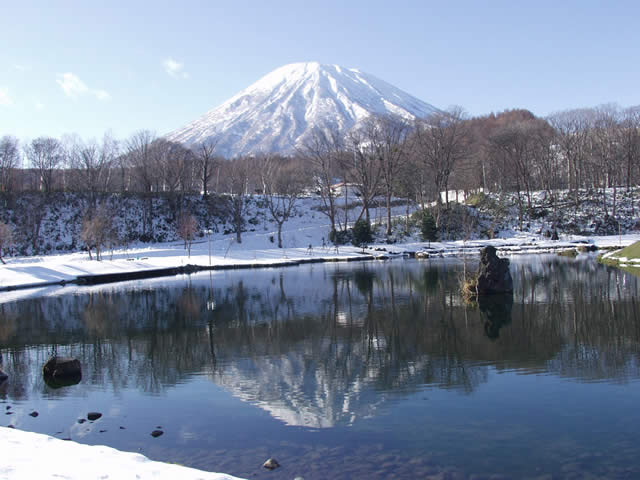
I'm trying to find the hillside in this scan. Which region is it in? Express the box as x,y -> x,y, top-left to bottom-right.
1,187 -> 639,258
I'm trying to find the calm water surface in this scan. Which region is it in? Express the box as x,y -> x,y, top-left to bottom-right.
2,255 -> 640,479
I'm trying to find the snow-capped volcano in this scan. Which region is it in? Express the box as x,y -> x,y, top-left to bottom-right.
167,62 -> 439,157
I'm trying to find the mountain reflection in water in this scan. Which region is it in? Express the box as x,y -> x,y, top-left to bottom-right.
2,255 -> 640,430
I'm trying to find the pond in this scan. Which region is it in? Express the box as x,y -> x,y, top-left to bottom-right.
2,255 -> 640,479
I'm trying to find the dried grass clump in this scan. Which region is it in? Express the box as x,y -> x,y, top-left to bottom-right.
460,274 -> 478,301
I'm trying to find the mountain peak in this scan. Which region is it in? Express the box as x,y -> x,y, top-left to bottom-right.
167,63 -> 438,157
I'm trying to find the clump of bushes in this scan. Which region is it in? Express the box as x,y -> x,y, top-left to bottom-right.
329,228 -> 352,245
352,219 -> 372,248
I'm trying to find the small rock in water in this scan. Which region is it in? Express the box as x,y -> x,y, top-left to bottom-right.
119,426 -> 126,430
263,458 -> 280,470
151,430 -> 164,438
29,411 -> 39,417
42,356 -> 82,379
99,429 -> 107,433
87,412 -> 102,421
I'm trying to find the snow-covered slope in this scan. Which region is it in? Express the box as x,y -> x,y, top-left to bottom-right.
166,62 -> 439,157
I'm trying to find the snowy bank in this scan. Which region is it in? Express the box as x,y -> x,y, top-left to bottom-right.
1,426 -> 245,480
0,232 -> 638,294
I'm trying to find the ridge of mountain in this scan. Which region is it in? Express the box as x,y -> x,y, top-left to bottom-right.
166,62 -> 439,157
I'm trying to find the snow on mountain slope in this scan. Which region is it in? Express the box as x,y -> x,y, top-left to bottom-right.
166,62 -> 439,157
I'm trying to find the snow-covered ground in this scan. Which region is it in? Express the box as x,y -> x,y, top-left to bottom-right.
0,223 -> 637,294
1,426 -> 245,480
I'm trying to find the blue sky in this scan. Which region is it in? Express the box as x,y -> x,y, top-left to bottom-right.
1,0 -> 639,141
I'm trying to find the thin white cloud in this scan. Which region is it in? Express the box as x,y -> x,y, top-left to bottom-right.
56,72 -> 110,101
163,58 -> 189,79
13,64 -> 31,72
34,100 -> 45,111
94,89 -> 110,101
0,87 -> 12,106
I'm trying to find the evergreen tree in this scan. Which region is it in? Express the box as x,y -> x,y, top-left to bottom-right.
421,212 -> 438,245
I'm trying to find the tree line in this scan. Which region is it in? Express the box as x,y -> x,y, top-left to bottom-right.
0,102 -> 639,253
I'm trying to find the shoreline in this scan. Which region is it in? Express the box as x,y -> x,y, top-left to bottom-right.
0,234 -> 632,293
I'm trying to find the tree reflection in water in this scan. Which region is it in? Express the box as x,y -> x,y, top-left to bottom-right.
1,256 -> 640,423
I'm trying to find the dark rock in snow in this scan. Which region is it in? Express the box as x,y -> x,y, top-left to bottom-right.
78,418 -> 86,424
476,246 -> 513,295
151,430 -> 164,438
87,412 -> 102,421
29,411 -> 39,417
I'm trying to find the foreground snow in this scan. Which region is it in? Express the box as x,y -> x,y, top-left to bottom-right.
1,427 -> 244,480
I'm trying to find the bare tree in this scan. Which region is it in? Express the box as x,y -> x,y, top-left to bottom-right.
0,136 -> 20,195
24,136 -> 64,194
195,140 -> 219,197
532,122 -> 562,211
490,120 -> 539,230
347,126 -> 382,227
151,139 -> 197,215
0,222 -> 13,264
591,105 -> 623,217
413,107 -> 471,225
81,204 -> 116,261
67,132 -> 118,209
364,114 -> 412,236
126,130 -> 156,237
547,108 -> 595,209
259,155 -> 306,248
177,211 -> 198,257
620,106 -> 640,213
301,128 -> 343,240
221,156 -> 254,244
